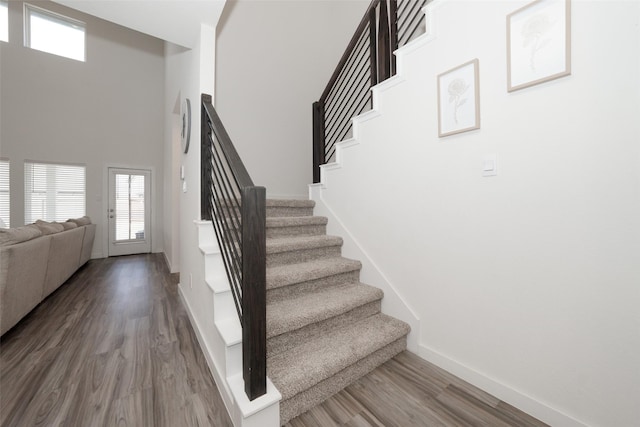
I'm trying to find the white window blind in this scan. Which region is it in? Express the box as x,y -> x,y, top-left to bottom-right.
0,159 -> 9,228
24,4 -> 85,61
0,1 -> 8,43
24,161 -> 86,224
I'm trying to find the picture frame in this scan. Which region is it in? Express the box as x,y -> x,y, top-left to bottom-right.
437,59 -> 480,137
507,0 -> 571,92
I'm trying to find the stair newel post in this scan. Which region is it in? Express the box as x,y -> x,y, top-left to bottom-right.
201,94 -> 213,221
369,6 -> 378,86
312,101 -> 325,183
241,185 -> 267,400
389,0 -> 398,76
377,0 -> 391,82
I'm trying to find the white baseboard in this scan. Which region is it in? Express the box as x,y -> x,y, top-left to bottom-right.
178,284 -> 236,418
418,345 -> 588,427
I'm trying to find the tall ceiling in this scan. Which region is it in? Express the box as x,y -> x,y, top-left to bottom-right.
52,0 -> 226,48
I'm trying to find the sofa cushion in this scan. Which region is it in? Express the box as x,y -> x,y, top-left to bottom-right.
43,227 -> 85,298
68,216 -> 91,226
35,220 -> 65,235
0,225 -> 42,247
58,221 -> 78,230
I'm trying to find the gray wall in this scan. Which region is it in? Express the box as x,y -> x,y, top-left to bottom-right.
0,0 -> 165,257
216,0 -> 369,198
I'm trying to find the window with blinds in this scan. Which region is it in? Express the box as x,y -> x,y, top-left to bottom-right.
0,1 -> 8,43
24,161 -> 86,224
24,4 -> 85,61
0,159 -> 9,228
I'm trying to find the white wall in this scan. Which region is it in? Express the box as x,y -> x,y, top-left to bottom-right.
313,1 -> 640,426
165,23 -> 218,329
215,0 -> 369,198
0,0 -> 165,258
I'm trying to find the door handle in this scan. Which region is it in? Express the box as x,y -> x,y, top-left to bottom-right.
109,215 -> 114,218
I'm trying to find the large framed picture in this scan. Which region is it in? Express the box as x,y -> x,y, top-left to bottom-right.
437,59 -> 480,137
507,0 -> 571,92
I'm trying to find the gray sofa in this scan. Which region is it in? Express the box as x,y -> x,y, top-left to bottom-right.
0,218 -> 96,335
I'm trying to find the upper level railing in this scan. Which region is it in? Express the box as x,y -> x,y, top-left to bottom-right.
312,0 -> 428,182
201,94 -> 267,400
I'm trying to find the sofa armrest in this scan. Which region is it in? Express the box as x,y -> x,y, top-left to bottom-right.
79,224 -> 96,266
0,237 -> 51,335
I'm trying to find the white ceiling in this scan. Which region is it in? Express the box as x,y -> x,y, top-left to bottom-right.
52,0 -> 226,48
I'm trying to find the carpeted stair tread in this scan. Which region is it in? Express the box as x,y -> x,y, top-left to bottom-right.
267,282 -> 383,338
266,257 -> 362,290
266,199 -> 315,218
266,235 -> 342,254
268,313 -> 410,401
266,199 -> 315,208
266,216 -> 328,228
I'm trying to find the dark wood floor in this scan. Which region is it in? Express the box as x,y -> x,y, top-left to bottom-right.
0,254 -> 233,427
1,254 -> 546,427
285,351 -> 547,427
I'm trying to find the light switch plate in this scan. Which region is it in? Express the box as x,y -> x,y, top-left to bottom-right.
482,154 -> 498,177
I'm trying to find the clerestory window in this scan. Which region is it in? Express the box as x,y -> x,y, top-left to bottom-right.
24,3 -> 85,61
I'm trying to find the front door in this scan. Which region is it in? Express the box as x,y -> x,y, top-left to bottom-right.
108,168 -> 151,256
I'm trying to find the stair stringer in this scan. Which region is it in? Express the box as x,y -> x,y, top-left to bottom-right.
308,188 -> 419,353
308,5 -> 437,355
179,220 -> 281,427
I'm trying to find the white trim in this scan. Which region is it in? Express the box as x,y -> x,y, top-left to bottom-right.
178,284 -> 236,418
309,188 -> 420,353
418,345 -> 588,427
102,163 -> 157,257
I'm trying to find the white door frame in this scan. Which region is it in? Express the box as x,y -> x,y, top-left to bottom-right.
102,164 -> 156,258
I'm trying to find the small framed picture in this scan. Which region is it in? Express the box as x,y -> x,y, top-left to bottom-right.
437,59 -> 480,138
507,0 -> 571,92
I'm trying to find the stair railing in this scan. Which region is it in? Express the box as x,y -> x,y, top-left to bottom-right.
312,0 -> 429,183
201,93 -> 267,401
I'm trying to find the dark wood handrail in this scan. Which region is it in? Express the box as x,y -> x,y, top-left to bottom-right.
320,0 -> 381,102
202,99 -> 254,189
201,94 -> 266,401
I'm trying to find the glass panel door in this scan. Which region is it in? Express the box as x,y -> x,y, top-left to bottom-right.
108,168 -> 151,256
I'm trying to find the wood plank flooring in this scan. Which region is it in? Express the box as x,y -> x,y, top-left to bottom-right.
1,254 -> 547,427
0,254 -> 233,427
285,351 -> 548,427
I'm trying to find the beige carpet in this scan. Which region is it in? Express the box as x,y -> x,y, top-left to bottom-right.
264,199 -> 410,425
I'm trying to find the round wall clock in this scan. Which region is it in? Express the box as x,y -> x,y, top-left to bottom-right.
181,98 -> 191,153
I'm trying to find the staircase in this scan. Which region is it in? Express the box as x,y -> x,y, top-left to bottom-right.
263,199 -> 410,424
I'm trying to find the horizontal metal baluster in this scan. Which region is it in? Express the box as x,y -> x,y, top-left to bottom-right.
324,66 -> 372,148
210,137 -> 243,245
326,86 -> 372,156
324,34 -> 371,120
324,27 -> 370,109
324,61 -> 371,141
210,170 -> 243,291
398,0 -> 424,45
403,6 -> 427,44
